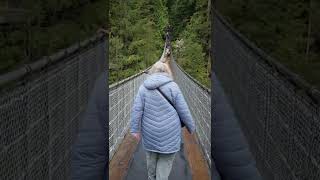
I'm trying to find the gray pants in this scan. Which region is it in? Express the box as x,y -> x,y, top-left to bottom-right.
145,151 -> 176,180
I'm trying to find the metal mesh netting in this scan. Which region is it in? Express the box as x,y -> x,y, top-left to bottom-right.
0,35 -> 106,180
170,59 -> 212,169
108,72 -> 148,160
214,12 -> 320,180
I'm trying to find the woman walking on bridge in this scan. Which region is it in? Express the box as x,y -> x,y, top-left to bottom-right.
130,61 -> 195,180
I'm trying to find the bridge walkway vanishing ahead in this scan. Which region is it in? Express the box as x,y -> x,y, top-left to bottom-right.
108,41 -> 212,180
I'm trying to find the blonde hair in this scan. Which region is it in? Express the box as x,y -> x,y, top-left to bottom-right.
149,61 -> 170,74
159,48 -> 171,63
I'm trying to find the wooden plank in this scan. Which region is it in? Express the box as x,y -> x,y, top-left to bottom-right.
183,128 -> 211,180
109,131 -> 139,180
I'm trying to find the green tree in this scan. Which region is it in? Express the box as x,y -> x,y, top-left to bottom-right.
0,0 -> 107,74
217,0 -> 320,88
171,0 -> 211,87
109,0 -> 211,88
109,0 -> 165,84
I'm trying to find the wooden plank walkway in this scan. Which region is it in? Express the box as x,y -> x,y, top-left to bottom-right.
109,129 -> 210,180
109,132 -> 139,180
183,129 -> 211,180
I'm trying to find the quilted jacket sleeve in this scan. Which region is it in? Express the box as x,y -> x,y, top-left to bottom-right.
174,86 -> 195,134
130,85 -> 145,133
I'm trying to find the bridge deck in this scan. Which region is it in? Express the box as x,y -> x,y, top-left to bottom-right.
109,129 -> 210,180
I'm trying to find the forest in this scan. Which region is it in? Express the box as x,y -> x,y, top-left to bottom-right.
217,0 -> 320,89
0,0 -> 107,74
109,0 -> 211,88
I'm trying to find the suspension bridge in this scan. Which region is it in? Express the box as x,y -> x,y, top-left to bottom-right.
1,9 -> 320,180
108,31 -> 212,179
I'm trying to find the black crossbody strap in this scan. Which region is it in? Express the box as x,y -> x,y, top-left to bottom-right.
155,85 -> 185,127
156,87 -> 175,109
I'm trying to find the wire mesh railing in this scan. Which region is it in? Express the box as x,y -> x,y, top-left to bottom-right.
170,56 -> 212,169
214,10 -> 320,180
0,33 -> 107,180
108,71 -> 149,160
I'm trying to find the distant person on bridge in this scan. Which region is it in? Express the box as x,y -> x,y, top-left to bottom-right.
130,61 -> 195,180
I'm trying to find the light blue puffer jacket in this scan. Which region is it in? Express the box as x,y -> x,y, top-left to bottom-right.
130,72 -> 195,153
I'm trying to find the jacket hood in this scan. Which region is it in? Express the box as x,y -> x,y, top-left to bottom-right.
143,72 -> 172,90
